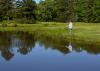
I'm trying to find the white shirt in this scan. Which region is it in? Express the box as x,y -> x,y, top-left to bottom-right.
68,22 -> 72,29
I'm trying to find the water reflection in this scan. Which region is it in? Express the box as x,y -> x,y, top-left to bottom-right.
0,31 -> 100,61
66,42 -> 72,52
66,34 -> 73,52
0,31 -> 35,61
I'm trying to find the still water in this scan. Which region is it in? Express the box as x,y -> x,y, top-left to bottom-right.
0,31 -> 100,71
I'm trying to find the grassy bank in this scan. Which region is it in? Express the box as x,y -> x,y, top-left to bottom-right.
0,22 -> 100,42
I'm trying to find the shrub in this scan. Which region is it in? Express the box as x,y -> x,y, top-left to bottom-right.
2,23 -> 7,27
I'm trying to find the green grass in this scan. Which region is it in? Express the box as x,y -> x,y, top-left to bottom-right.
0,21 -> 100,42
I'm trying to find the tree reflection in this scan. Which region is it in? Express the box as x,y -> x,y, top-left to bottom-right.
36,34 -> 100,55
1,50 -> 14,61
0,31 -> 100,61
72,40 -> 100,55
0,31 -> 35,61
15,31 -> 35,55
0,31 -> 13,61
38,35 -> 70,54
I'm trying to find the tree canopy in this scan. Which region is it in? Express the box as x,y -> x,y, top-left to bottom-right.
0,0 -> 100,23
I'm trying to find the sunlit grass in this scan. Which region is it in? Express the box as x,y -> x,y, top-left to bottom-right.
0,21 -> 100,42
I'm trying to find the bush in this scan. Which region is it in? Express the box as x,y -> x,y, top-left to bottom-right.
2,23 -> 7,27
13,23 -> 17,27
16,18 -> 36,24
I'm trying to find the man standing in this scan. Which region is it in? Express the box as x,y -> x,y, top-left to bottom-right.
68,21 -> 73,35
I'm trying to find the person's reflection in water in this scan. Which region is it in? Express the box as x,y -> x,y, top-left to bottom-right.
67,42 -> 72,52
66,32 -> 73,52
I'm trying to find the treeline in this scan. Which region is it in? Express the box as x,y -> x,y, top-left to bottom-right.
0,0 -> 100,24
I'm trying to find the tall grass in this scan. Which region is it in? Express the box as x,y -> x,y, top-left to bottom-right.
0,21 -> 100,42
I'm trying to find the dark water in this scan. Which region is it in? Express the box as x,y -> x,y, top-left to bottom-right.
0,31 -> 100,71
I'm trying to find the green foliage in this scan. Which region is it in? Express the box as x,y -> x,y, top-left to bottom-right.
15,0 -> 37,24
36,0 -> 56,22
37,0 -> 100,23
0,0 -> 100,23
2,23 -> 7,27
76,0 -> 100,23
0,0 -> 14,20
0,22 -> 100,41
55,0 -> 77,22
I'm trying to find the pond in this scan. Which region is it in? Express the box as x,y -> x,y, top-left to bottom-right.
0,31 -> 100,71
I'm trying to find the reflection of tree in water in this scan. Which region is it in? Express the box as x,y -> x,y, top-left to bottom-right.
15,31 -> 35,55
0,31 -> 35,61
0,31 -> 100,61
0,31 -> 13,61
38,35 -> 70,54
37,34 -> 100,55
72,40 -> 100,55
1,50 -> 14,61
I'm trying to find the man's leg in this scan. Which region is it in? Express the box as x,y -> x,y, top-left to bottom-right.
69,28 -> 72,35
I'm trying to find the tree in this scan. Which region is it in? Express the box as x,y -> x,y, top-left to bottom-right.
0,0 -> 14,21
92,0 -> 100,23
0,0 -> 100,23
37,0 -> 56,22
52,0 -> 77,22
83,0 -> 95,22
37,0 -> 77,22
76,0 -> 100,23
15,0 -> 37,24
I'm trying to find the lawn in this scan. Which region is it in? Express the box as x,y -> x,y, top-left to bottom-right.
0,22 -> 100,42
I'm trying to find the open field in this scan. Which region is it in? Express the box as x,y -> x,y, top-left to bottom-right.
0,22 -> 100,42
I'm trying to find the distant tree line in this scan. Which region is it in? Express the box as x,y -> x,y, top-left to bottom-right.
0,0 -> 100,24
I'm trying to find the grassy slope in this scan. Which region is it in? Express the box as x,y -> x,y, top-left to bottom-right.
0,22 -> 100,42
